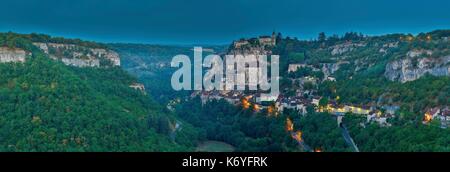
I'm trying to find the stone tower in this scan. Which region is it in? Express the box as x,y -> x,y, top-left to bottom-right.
271,31 -> 277,45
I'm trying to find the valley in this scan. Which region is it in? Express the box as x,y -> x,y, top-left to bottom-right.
0,29 -> 449,152
115,30 -> 450,152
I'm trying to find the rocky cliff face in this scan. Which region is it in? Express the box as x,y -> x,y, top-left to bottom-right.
385,55 -> 450,83
0,47 -> 27,63
33,42 -> 120,67
330,42 -> 366,56
321,61 -> 349,76
228,45 -> 272,56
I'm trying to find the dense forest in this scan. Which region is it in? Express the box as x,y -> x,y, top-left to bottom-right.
344,115 -> 450,152
0,32 -> 201,151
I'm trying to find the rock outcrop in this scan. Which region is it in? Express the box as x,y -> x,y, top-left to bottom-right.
228,45 -> 272,56
61,58 -> 100,67
331,42 -> 366,56
129,83 -> 146,94
33,42 -> 120,67
385,56 -> 450,83
321,61 -> 350,77
0,47 -> 27,63
406,50 -> 433,58
379,42 -> 399,54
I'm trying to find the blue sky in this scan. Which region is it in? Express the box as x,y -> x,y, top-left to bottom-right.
1,0 -> 449,44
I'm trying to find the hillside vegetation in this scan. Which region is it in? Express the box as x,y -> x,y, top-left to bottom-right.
0,32 -> 200,151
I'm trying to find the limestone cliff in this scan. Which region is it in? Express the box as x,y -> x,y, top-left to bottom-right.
33,42 -> 120,67
385,55 -> 450,83
0,47 -> 27,63
330,42 -> 366,56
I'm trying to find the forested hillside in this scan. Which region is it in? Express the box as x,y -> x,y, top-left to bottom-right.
0,32 -> 200,151
277,30 -> 450,113
275,30 -> 450,151
114,30 -> 450,152
2,29 -> 447,152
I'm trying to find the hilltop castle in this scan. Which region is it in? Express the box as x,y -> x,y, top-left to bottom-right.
233,32 -> 278,49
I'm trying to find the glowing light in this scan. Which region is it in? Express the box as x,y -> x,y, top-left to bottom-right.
268,105 -> 274,114
286,118 -> 294,132
253,104 -> 260,112
241,98 -> 251,109
357,108 -> 362,112
424,113 -> 433,123
319,107 -> 324,112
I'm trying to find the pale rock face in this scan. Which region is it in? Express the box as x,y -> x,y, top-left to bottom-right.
320,61 -> 350,78
288,64 -> 307,73
331,42 -> 366,56
383,42 -> 399,48
228,46 -> 272,56
226,39 -> 274,90
379,42 -> 398,54
322,62 -> 347,73
129,83 -> 146,94
385,55 -> 450,83
0,47 -> 27,63
407,50 -> 433,58
61,58 -> 100,67
91,48 -> 121,66
33,43 -> 49,54
33,42 -> 120,67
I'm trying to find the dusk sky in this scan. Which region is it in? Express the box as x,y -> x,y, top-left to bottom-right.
1,0 -> 450,44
